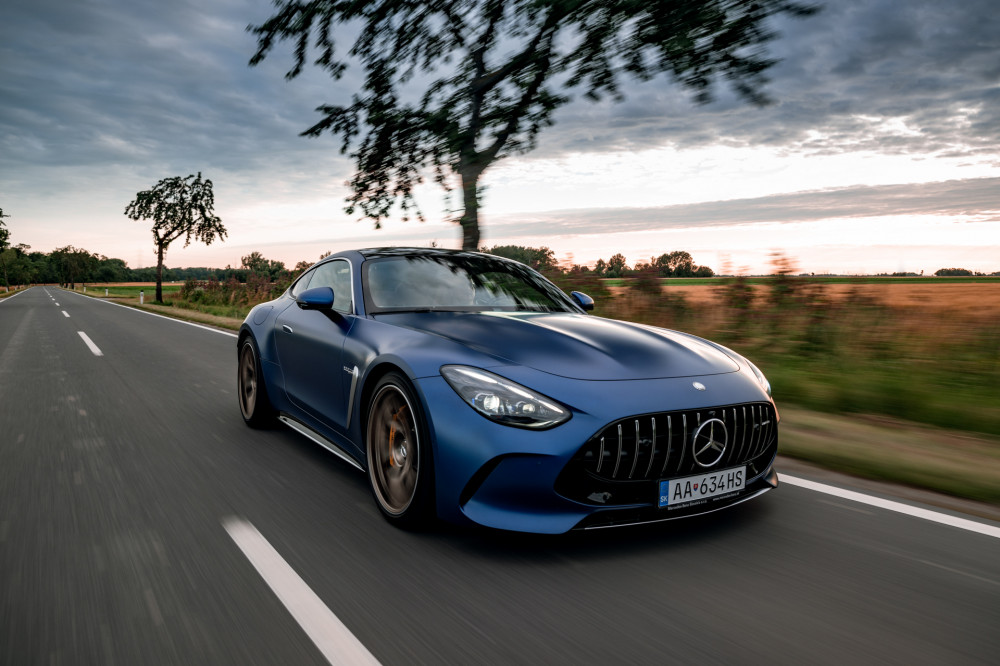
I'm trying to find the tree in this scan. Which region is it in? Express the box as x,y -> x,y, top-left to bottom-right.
483,244 -> 557,271
653,250 -> 692,277
0,207 -> 11,287
95,256 -> 130,283
249,0 -> 814,250
242,251 -> 287,280
241,251 -> 268,274
124,173 -> 226,302
50,246 -> 97,288
606,253 -> 628,278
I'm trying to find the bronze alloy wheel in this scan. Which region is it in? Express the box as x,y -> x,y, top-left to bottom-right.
238,342 -> 257,420
367,380 -> 422,517
238,337 -> 273,428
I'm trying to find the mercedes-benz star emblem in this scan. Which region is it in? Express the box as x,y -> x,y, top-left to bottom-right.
691,418 -> 728,468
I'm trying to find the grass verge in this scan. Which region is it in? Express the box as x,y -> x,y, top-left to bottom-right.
778,406 -> 1000,506
68,287 -> 242,331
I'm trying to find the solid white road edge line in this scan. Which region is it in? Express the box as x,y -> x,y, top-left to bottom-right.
781,474 -> 1000,540
61,288 -> 238,338
0,289 -> 29,303
222,517 -> 381,666
77,331 -> 104,357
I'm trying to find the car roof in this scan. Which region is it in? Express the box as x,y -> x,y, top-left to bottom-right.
355,247 -> 493,260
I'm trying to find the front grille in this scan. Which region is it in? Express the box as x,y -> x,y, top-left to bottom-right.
555,402 -> 777,506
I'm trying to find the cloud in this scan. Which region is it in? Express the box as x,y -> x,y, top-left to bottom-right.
1,0 -> 997,274
3,0 -> 998,182
486,177 -> 1000,236
530,0 -> 1000,160
0,0 -> 354,181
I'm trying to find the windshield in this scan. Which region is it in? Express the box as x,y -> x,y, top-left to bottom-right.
362,252 -> 579,313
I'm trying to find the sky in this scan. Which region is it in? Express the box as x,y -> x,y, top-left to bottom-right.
1,0 -> 997,275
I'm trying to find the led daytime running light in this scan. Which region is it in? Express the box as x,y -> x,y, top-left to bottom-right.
441,365 -> 570,430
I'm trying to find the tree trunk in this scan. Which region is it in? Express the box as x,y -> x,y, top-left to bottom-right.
155,242 -> 164,303
458,166 -> 483,251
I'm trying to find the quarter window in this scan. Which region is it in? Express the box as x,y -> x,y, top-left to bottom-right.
289,269 -> 314,298
306,259 -> 353,313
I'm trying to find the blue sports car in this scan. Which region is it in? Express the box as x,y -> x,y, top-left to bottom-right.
237,248 -> 778,533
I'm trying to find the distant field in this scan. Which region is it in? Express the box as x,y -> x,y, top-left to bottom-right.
607,280 -> 1000,318
604,276 -> 1000,286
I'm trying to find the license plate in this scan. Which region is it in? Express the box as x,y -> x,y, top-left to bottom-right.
659,466 -> 746,508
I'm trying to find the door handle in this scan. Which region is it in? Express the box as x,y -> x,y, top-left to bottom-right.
282,324 -> 293,334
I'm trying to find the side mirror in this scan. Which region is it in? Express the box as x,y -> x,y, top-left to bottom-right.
296,286 -> 335,311
570,291 -> 594,311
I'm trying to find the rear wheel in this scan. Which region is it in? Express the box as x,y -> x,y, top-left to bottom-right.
366,372 -> 434,528
238,336 -> 275,428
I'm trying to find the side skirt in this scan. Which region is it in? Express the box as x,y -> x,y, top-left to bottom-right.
278,414 -> 364,472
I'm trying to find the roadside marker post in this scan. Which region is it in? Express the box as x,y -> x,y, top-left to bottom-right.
140,290 -> 144,305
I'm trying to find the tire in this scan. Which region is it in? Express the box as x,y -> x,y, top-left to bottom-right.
365,372 -> 434,528
238,336 -> 275,428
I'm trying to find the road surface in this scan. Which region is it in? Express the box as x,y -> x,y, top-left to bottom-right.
2,286 -> 998,664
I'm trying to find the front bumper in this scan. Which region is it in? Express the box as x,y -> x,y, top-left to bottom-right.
415,370 -> 778,534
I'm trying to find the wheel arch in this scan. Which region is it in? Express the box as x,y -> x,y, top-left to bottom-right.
358,361 -> 408,440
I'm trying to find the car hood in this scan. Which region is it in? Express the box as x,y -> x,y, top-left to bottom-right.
375,311 -> 740,380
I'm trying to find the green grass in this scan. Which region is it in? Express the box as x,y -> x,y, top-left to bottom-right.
778,407 -> 1000,505
585,278 -> 1000,438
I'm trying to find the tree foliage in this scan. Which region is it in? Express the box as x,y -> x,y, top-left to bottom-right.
124,172 -> 226,302
651,250 -> 713,277
249,0 -> 815,249
606,252 -> 629,278
242,251 -> 288,279
49,246 -> 99,288
0,207 -> 10,287
482,244 -> 557,271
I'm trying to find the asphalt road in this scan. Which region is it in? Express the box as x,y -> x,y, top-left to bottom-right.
2,286 -> 999,665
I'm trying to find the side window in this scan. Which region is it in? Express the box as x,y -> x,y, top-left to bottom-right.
289,269 -> 315,298
307,260 -> 353,313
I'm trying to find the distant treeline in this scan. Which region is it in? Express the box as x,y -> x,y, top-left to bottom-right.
481,245 -> 715,278
934,268 -> 1000,276
2,243 -> 996,288
0,245 -> 313,288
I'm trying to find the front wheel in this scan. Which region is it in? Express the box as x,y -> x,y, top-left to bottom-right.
366,373 -> 434,528
238,336 -> 275,428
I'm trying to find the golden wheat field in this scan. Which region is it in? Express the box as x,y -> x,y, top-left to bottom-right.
657,282 -> 1000,318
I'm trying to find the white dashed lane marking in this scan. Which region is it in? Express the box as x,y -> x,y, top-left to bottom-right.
223,518 -> 381,666
77,331 -> 104,357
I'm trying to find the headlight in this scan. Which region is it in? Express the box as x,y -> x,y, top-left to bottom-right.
440,365 -> 571,429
